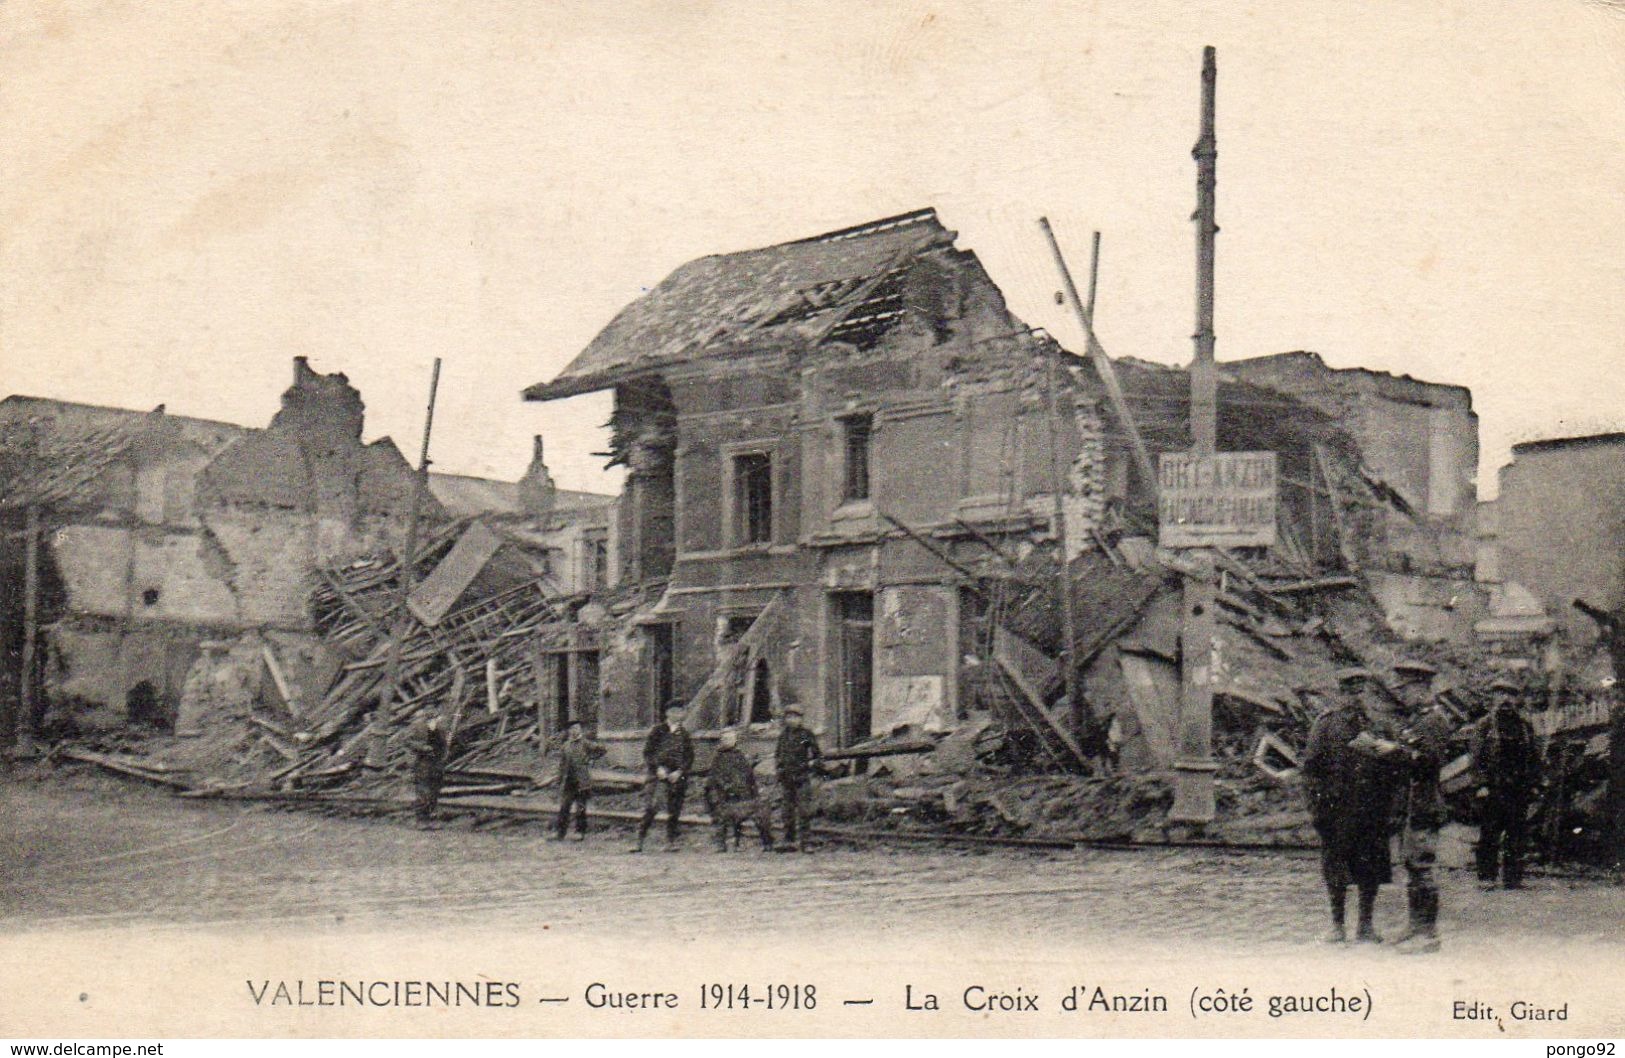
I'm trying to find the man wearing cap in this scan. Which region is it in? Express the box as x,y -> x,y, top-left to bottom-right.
1362,662 -> 1455,954
1470,676 -> 1539,889
1300,668 -> 1394,943
633,701 -> 695,852
704,729 -> 775,852
554,719 -> 605,842
774,704 -> 823,853
410,715 -> 448,830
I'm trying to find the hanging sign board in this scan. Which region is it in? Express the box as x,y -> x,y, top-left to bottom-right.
1158,451 -> 1278,549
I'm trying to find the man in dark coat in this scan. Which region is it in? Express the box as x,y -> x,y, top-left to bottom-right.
1471,676 -> 1540,889
704,729 -> 775,852
633,700 -> 694,852
1300,669 -> 1393,943
410,715 -> 448,829
554,719 -> 605,841
1360,662 -> 1454,954
773,704 -> 823,853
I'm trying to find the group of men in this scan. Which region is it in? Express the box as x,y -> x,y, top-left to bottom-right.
407,656 -> 1549,946
628,699 -> 825,853
1301,665 -> 1539,955
542,699 -> 826,854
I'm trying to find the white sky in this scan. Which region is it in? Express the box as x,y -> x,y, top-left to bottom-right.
2,1 -> 1621,498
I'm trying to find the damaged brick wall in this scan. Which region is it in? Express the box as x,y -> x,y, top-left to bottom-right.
553,228 -> 1125,748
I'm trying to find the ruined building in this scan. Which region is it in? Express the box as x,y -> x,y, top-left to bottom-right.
1485,432 -> 1625,646
522,208 -> 1470,766
429,435 -> 617,596
0,358 -> 610,734
1226,351 -> 1481,641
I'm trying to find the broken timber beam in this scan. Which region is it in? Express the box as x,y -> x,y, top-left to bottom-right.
1039,220 -> 1158,498
993,639 -> 1088,771
878,511 -> 989,590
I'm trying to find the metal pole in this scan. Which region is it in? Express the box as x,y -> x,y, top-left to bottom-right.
1190,44 -> 1219,454
17,505 -> 40,754
365,358 -> 443,768
1170,44 -> 1220,824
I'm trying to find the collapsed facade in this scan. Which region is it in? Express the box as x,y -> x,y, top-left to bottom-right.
1226,352 -> 1481,642
0,358 -> 611,737
522,208 -> 1476,769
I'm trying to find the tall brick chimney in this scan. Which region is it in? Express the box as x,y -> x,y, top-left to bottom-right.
518,434 -> 557,518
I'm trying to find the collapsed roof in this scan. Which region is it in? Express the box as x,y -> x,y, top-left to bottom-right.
523,208 -> 955,401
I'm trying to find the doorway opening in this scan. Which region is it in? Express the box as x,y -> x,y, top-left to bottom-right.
831,591 -> 874,748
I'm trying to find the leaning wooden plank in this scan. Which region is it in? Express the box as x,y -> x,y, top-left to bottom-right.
1263,575 -> 1360,594
993,625 -> 1062,701
257,732 -> 299,762
262,645 -> 295,710
1118,653 -> 1178,767
58,747 -> 196,791
680,592 -> 787,726
822,740 -> 937,761
250,714 -> 294,740
992,648 -> 1088,768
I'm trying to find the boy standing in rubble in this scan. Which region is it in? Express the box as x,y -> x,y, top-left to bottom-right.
410,715 -> 448,830
774,704 -> 823,853
554,719 -> 605,841
633,700 -> 694,852
1300,669 -> 1393,943
704,729 -> 775,852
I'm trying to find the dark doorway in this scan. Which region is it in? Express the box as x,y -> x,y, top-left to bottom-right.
542,652 -> 571,736
574,651 -> 600,731
126,680 -> 168,730
748,657 -> 773,723
647,624 -> 675,726
832,592 -> 874,748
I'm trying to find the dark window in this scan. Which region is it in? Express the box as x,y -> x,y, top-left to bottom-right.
141,588 -> 161,607
591,537 -> 609,586
734,452 -> 773,544
581,533 -> 609,590
842,414 -> 872,502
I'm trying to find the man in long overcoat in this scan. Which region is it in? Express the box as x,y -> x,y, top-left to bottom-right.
1301,669 -> 1394,943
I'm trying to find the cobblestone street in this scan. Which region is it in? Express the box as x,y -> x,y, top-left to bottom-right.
5,771 -> 1621,953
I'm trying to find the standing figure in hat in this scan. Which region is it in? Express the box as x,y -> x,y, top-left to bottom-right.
554,719 -> 605,841
1358,661 -> 1454,954
1470,675 -> 1540,889
633,700 -> 695,852
410,715 -> 448,830
1300,668 -> 1394,942
704,729 -> 776,852
773,703 -> 823,853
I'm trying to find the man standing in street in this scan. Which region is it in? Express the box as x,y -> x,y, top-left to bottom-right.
774,704 -> 822,853
1300,669 -> 1394,943
1361,662 -> 1454,954
704,729 -> 775,852
554,719 -> 605,841
1471,675 -> 1540,889
410,715 -> 448,830
633,700 -> 694,853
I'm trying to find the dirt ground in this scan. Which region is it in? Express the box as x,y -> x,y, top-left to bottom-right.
3,765 -> 1621,951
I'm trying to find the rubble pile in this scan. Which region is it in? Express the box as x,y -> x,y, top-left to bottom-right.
155,520 -> 564,794
815,531 -> 1523,845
